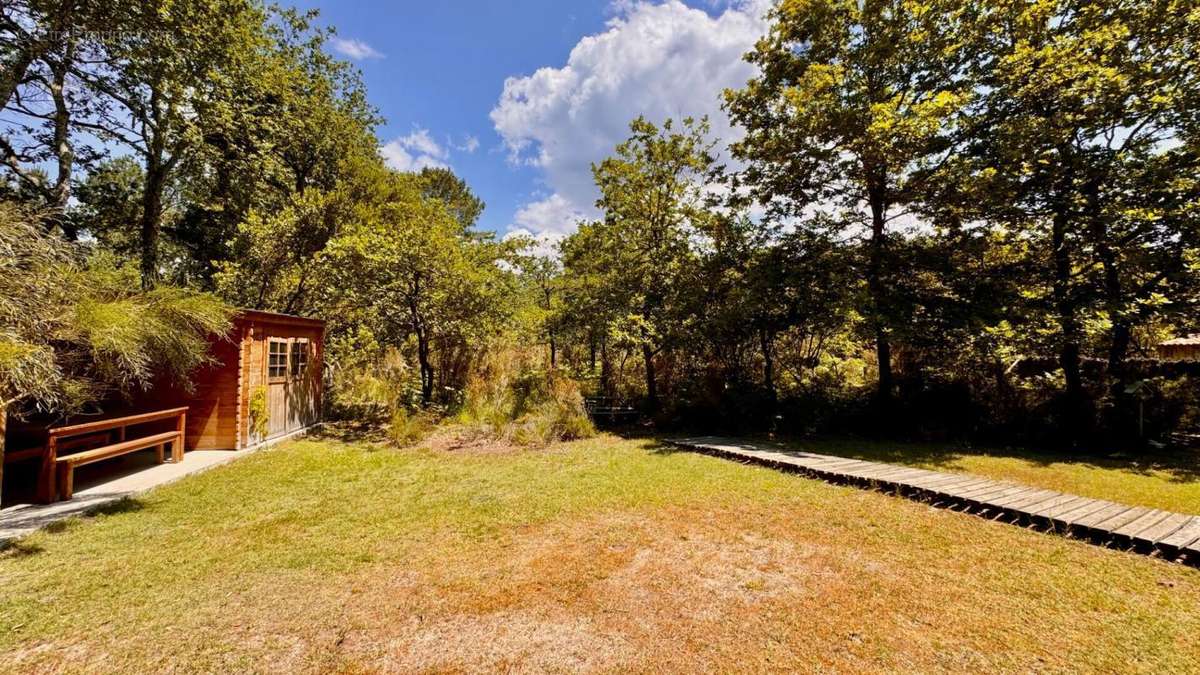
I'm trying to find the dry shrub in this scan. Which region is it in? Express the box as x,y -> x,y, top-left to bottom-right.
388,407 -> 438,447
458,350 -> 595,446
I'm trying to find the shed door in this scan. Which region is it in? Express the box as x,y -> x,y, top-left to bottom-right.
266,339 -> 290,438
287,338 -> 313,430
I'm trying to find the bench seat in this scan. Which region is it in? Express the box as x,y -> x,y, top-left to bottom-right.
54,430 -> 181,500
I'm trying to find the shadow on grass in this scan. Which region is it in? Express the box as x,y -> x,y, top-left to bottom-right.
89,497 -> 145,517
313,418 -> 390,445
812,437 -> 1200,484
0,497 -> 145,560
643,439 -> 686,456
0,539 -> 44,559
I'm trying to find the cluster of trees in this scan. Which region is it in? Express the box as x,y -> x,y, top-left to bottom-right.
0,1 -> 507,500
3,0 -> 1199,458
216,159 -> 517,408
3,0 -> 377,288
538,0 -> 1200,443
2,0 -> 518,435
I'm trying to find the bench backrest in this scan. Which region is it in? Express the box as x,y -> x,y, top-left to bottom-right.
49,407 -> 189,443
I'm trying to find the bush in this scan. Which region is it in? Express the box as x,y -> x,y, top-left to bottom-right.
388,407 -> 437,447
328,347 -> 424,421
458,351 -> 595,445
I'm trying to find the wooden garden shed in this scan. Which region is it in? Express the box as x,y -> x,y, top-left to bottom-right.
1157,335 -> 1200,361
139,309 -> 326,451
3,309 -> 325,504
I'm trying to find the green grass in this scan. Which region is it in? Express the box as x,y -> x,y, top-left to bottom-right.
787,437 -> 1200,514
0,433 -> 1198,673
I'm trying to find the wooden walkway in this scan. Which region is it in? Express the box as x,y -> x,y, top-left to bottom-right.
666,437 -> 1200,564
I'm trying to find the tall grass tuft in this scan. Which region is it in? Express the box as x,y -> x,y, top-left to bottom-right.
458,350 -> 595,445
388,407 -> 437,446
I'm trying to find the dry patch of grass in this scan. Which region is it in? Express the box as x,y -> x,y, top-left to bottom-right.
1,435 -> 1198,673
420,424 -> 529,455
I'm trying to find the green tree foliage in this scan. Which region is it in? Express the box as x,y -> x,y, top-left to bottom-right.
0,203 -> 232,501
2,1 -> 379,289
725,0 -> 975,404
566,116 -> 715,410
322,167 -> 514,405
218,158 -> 514,407
920,0 -> 1200,434
418,167 -> 486,233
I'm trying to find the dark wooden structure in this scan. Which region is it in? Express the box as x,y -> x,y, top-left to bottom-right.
44,407 -> 187,502
1157,335 -> 1200,361
584,396 -> 639,426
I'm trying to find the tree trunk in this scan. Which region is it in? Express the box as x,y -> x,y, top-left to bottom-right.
1107,322 -> 1131,374
0,45 -> 40,114
416,329 -> 433,405
760,327 -> 776,404
1051,198 -> 1087,438
46,41 -> 75,235
1086,183 -> 1129,382
549,334 -> 557,368
0,0 -> 75,114
642,344 -> 658,411
866,177 -> 893,404
139,156 -> 166,289
139,84 -> 172,290
599,337 -> 611,398
0,404 -> 6,507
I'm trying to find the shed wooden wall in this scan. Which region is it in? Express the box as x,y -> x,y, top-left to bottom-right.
1158,343 -> 1200,361
133,311 -> 324,452
133,333 -> 240,451
235,313 -> 324,449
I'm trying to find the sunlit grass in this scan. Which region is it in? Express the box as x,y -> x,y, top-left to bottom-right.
0,433 -> 1197,673
793,437 -> 1200,514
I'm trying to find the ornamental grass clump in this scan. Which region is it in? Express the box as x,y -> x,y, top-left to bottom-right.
457,350 -> 595,446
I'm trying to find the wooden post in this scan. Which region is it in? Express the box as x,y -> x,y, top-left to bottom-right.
173,411 -> 186,462
37,434 -> 57,503
56,461 -> 73,501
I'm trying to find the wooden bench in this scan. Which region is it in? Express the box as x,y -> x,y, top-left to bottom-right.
54,430 -> 182,500
37,407 -> 188,503
584,397 -> 639,426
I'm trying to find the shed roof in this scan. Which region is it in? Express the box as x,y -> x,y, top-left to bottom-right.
235,308 -> 325,329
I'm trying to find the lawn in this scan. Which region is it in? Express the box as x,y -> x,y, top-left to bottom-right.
1,433 -> 1198,673
788,438 -> 1200,515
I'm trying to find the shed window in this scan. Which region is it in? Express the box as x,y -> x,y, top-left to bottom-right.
290,340 -> 309,377
268,340 -> 288,379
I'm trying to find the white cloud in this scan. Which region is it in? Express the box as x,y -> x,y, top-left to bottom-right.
457,135 -> 481,153
491,0 -> 770,240
516,194 -> 589,237
503,228 -> 561,258
379,128 -> 449,172
330,37 -> 385,60
502,193 -> 592,257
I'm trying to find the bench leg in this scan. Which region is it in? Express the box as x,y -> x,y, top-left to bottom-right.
155,443 -> 165,464
56,463 -> 74,501
36,460 -> 56,503
36,441 -> 57,503
172,433 -> 183,462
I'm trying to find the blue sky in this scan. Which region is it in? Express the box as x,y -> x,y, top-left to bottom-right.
289,0 -> 771,240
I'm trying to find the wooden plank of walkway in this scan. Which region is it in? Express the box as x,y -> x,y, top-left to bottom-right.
667,437 -> 1200,564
